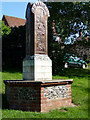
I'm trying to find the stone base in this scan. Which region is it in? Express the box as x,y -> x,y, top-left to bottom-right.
23,55 -> 52,81
4,79 -> 73,112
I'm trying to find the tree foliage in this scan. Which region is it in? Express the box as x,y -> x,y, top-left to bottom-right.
0,20 -> 11,36
46,2 -> 90,73
2,25 -> 26,70
46,2 -> 89,42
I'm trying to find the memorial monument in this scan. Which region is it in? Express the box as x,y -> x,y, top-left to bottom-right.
23,2 -> 52,81
4,1 -> 73,112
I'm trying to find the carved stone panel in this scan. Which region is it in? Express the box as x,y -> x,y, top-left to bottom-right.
32,1 -> 50,54
35,8 -> 47,54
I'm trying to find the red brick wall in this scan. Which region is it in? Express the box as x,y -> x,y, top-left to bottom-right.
4,81 -> 72,112
40,84 -> 72,112
5,83 -> 41,111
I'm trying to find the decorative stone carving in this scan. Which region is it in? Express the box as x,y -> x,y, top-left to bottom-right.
31,1 -> 50,17
32,1 -> 50,54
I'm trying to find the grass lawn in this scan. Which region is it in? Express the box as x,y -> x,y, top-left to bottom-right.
1,68 -> 89,119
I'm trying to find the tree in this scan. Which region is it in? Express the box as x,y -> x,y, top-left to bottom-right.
2,25 -> 26,69
0,20 -> 11,36
46,2 -> 89,42
45,2 -> 89,73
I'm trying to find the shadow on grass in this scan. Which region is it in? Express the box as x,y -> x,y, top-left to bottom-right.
1,94 -> 9,109
3,66 -> 90,78
2,65 -> 22,73
56,68 -> 90,78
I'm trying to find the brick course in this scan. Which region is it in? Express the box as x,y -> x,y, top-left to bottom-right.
4,80 -> 73,112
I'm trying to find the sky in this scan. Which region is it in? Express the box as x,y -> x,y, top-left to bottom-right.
0,0 -> 38,20
0,0 -> 81,20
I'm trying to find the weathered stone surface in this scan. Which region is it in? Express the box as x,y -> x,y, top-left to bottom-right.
25,1 -> 50,55
31,1 -> 50,17
23,55 -> 52,80
32,1 -> 50,54
26,3 -> 34,56
23,1 -> 52,81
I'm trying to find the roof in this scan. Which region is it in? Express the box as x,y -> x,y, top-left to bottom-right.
2,15 -> 26,28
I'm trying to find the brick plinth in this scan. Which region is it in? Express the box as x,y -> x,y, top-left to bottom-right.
4,79 -> 73,112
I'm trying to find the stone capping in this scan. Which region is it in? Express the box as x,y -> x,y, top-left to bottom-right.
3,79 -> 73,87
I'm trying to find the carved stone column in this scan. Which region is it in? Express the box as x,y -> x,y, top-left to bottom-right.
23,1 -> 52,81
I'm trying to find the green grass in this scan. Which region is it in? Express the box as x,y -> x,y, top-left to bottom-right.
1,68 -> 89,118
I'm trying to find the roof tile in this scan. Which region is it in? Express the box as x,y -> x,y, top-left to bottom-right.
2,15 -> 26,28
